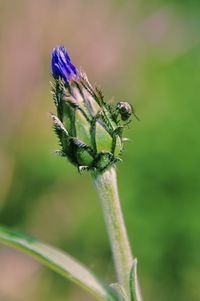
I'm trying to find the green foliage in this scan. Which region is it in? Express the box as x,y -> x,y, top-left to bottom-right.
0,226 -> 118,301
129,260 -> 140,301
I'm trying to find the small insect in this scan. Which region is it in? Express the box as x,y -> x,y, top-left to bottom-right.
116,101 -> 132,121
115,101 -> 139,124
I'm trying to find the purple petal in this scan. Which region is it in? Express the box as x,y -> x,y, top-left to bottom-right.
51,46 -> 79,82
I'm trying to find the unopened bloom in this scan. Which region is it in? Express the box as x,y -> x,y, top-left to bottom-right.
52,46 -> 78,82
50,45 -> 133,172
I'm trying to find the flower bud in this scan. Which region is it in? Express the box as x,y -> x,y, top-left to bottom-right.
51,46 -> 79,82
50,45 -> 133,172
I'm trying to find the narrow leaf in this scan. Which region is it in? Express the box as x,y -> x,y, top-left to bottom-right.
0,226 -> 116,301
129,259 -> 143,301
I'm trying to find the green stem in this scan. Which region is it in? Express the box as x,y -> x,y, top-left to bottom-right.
92,166 -> 133,295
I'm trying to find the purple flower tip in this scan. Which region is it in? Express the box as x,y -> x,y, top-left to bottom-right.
51,46 -> 79,82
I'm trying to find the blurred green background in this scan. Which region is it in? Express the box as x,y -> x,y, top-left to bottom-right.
0,0 -> 199,300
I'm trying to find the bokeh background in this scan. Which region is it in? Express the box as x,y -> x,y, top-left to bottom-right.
0,0 -> 199,300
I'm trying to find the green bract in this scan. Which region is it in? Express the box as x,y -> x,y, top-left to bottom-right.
51,71 -> 133,172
